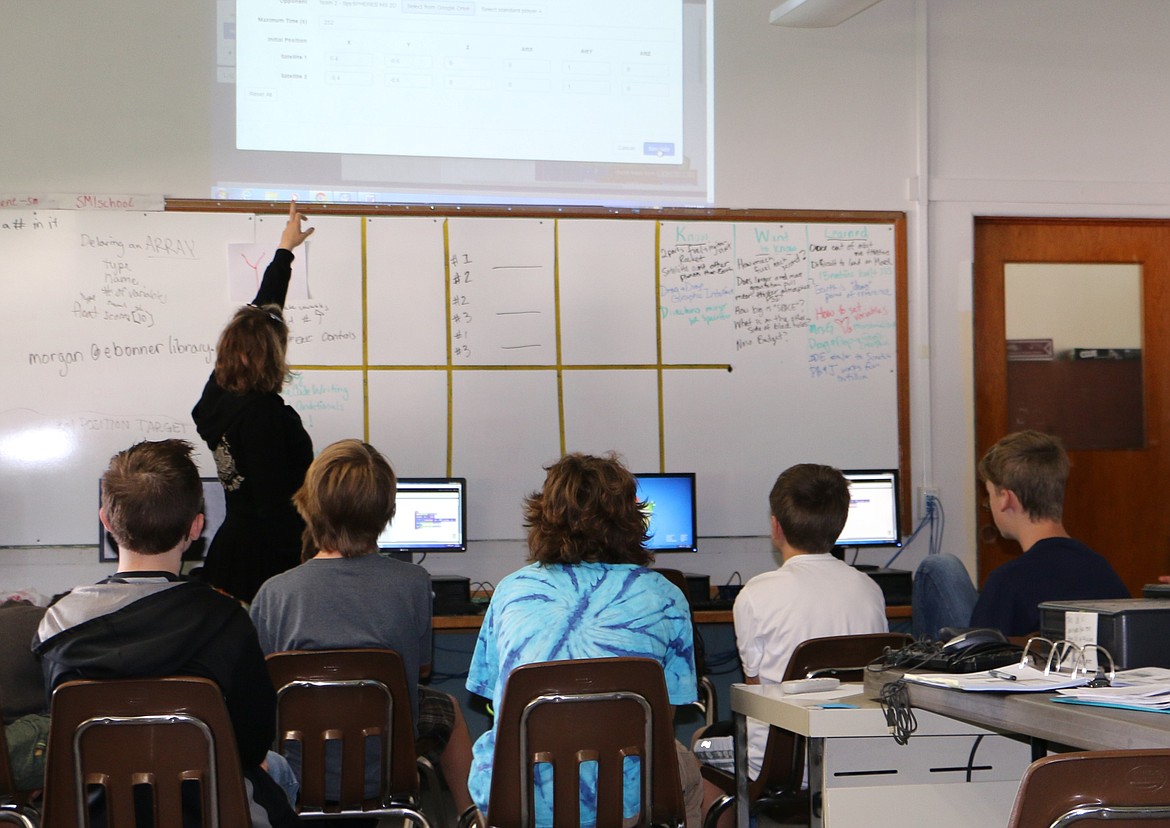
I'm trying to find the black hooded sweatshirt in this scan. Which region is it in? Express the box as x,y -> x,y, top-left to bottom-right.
33,573 -> 300,827
192,248 -> 314,602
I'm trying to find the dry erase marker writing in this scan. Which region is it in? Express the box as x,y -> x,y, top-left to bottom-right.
989,669 -> 1017,681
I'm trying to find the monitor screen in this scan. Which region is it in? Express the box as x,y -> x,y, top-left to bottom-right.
99,477 -> 226,563
377,478 -> 467,554
634,472 -> 697,552
214,0 -> 714,207
837,469 -> 902,548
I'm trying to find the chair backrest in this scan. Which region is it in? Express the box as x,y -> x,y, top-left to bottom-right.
1007,749 -> 1170,827
785,632 -> 913,684
486,656 -> 686,828
752,632 -> 913,797
264,648 -> 422,818
40,675 -> 252,828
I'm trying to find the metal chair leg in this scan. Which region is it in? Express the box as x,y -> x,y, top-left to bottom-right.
416,756 -> 447,828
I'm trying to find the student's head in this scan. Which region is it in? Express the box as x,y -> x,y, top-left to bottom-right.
293,439 -> 397,558
977,430 -> 1068,522
213,303 -> 290,394
100,440 -> 204,555
524,452 -> 652,567
768,464 -> 850,554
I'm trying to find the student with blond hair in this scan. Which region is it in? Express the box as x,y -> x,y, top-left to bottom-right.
250,438 -> 477,825
913,430 -> 1128,639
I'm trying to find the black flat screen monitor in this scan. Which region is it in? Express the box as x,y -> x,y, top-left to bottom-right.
837,469 -> 902,548
633,472 -> 698,552
377,477 -> 468,554
99,477 -> 226,563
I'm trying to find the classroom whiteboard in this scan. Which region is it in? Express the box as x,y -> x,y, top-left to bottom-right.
0,207 -> 906,547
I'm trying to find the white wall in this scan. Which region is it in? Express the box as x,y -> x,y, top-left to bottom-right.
924,0 -> 1170,581
7,0 -> 1170,597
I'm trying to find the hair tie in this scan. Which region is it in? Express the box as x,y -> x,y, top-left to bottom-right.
248,303 -> 284,325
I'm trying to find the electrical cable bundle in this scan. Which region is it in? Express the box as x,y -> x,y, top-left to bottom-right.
878,679 -> 917,745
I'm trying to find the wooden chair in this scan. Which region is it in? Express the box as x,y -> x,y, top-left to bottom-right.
1006,749 -> 1170,827
472,656 -> 687,828
0,716 -> 40,827
40,675 -> 252,828
265,648 -> 435,826
702,632 -> 913,827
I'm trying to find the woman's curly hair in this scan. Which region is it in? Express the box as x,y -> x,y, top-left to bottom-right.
524,452 -> 652,567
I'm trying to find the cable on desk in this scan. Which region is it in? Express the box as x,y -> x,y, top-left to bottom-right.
867,640 -> 944,673
878,679 -> 917,745
965,734 -> 985,782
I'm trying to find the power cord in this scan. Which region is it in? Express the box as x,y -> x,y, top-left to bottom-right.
878,680 -> 917,745
965,734 -> 985,782
884,491 -> 945,568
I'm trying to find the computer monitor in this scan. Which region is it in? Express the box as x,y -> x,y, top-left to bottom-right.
99,477 -> 226,563
836,469 -> 902,548
377,477 -> 468,555
633,472 -> 698,552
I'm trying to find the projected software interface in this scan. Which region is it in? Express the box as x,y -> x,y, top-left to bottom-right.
634,473 -> 697,552
836,470 -> 901,548
236,1 -> 683,165
378,478 -> 467,552
216,0 -> 712,205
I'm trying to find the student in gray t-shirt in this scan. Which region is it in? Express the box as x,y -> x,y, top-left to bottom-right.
250,439 -> 478,825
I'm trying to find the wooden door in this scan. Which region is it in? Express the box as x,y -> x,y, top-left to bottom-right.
974,218 -> 1170,595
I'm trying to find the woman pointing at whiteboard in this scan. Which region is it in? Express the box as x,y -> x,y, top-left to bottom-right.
192,201 -> 315,603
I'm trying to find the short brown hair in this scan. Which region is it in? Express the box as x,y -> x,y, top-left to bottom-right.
768,464 -> 850,554
524,452 -> 652,567
213,303 -> 290,394
101,440 -> 203,555
293,439 -> 397,558
978,430 -> 1068,521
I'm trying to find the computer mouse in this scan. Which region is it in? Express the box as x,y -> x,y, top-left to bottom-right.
939,627 -> 1007,655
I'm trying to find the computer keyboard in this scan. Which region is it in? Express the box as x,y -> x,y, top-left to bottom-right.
691,598 -> 735,612
432,600 -> 488,617
694,736 -> 734,772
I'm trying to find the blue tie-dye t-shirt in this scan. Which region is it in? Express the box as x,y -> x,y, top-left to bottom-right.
466,561 -> 696,827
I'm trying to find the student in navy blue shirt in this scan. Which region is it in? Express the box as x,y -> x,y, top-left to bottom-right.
914,430 -> 1128,638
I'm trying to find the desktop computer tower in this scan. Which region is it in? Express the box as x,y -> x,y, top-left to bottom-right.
855,566 -> 913,606
1039,598 -> 1170,669
431,575 -> 472,614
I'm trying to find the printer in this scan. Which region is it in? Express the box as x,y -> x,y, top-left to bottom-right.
1039,598 -> 1170,670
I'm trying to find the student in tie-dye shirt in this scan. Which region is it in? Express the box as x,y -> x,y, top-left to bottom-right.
466,452 -> 703,827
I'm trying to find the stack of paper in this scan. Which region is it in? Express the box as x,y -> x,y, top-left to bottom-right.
903,662 -> 1089,692
1054,668 -> 1170,712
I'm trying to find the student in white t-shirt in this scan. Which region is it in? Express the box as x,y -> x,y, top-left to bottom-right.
695,463 -> 887,817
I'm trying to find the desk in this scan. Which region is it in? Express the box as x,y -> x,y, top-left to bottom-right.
863,669 -> 1170,752
730,683 -> 1031,828
434,604 -> 911,632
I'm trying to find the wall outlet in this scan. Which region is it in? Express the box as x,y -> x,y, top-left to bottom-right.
918,486 -> 940,516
